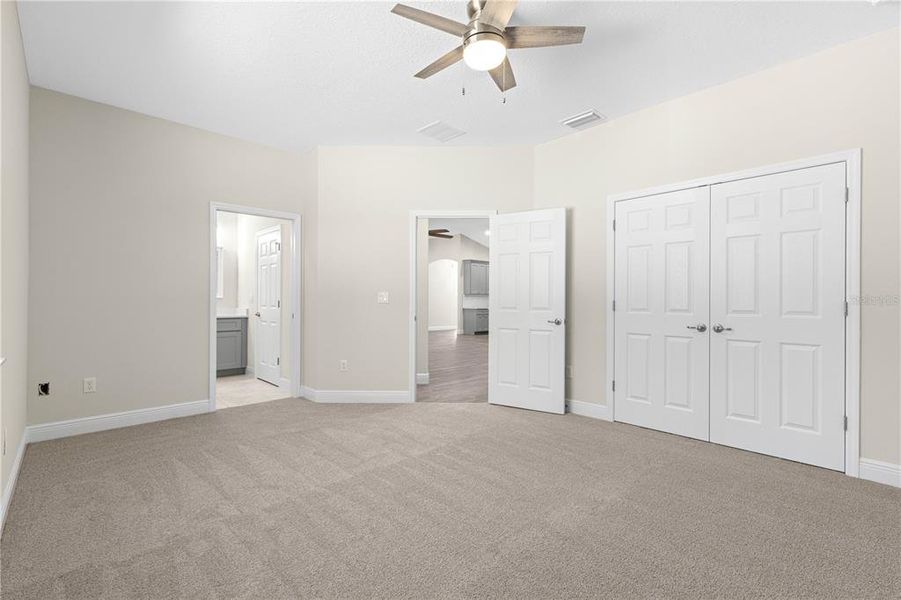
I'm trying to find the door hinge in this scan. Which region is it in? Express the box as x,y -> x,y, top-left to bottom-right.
844,416 -> 848,431
845,187 -> 850,203
844,300 -> 849,317
612,300 -> 616,312
277,357 -> 280,366
611,380 -> 616,392
278,300 -> 281,308
612,219 -> 616,231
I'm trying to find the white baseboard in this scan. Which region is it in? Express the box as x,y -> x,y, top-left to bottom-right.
300,387 -> 412,404
859,459 -> 901,488
428,326 -> 457,332
566,399 -> 612,421
27,400 -> 211,443
416,372 -> 430,385
1,433 -> 27,534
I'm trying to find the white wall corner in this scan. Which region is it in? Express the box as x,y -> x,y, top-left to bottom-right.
416,373 -> 430,385
858,459 -> 901,488
300,386 -> 317,401
26,400 -> 211,444
0,434 -> 28,534
566,399 -> 612,421
308,389 -> 412,404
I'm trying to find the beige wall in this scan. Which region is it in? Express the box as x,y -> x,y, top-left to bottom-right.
533,29 -> 901,464
28,88 -> 316,424
315,146 -> 533,391
1,0 -> 30,496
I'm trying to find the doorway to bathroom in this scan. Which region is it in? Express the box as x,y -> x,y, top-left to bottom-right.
209,203 -> 301,410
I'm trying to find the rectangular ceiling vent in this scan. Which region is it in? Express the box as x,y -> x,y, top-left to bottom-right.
418,121 -> 466,143
560,110 -> 607,130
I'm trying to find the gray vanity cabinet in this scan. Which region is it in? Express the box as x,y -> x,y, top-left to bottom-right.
217,317 -> 248,376
463,260 -> 489,296
462,309 -> 489,335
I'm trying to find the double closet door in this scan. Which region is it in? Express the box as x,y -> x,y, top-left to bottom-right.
614,163 -> 847,471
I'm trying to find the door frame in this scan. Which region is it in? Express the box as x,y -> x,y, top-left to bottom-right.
209,202 -> 303,412
408,210 -> 497,403
605,149 -> 862,476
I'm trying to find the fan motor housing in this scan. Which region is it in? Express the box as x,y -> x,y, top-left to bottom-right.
464,29 -> 505,48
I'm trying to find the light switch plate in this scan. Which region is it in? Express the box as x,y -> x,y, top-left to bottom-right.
83,377 -> 97,394
377,291 -> 389,304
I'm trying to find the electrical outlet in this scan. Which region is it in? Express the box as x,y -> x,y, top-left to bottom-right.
339,360 -> 349,372
38,382 -> 50,396
377,291 -> 389,304
83,377 -> 97,394
566,365 -> 574,379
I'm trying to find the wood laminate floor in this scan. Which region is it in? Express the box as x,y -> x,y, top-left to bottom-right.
417,330 -> 488,403
216,373 -> 291,409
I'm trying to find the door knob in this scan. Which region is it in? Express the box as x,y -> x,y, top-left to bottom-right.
547,318 -> 563,326
686,324 -> 707,332
712,324 -> 732,333
255,312 -> 261,317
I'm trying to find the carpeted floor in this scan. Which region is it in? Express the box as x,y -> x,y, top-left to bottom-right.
2,399 -> 899,599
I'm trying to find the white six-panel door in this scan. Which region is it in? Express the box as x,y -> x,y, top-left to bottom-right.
709,163 -> 846,471
614,187 -> 711,440
489,208 -> 566,414
255,227 -> 282,386
612,163 -> 847,471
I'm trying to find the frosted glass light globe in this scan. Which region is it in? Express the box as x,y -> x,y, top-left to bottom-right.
463,37 -> 506,71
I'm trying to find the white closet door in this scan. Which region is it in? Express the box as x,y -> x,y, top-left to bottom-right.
614,187 -> 710,440
709,163 -> 846,471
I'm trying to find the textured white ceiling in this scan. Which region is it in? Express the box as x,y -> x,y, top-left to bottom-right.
17,1 -> 899,151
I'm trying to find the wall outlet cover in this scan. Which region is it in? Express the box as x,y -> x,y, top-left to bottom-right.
38,382 -> 50,396
339,360 -> 349,372
377,291 -> 389,304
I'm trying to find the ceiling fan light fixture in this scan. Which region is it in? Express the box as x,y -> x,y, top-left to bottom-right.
463,33 -> 506,71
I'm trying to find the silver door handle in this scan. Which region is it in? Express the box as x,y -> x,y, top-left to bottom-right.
547,319 -> 563,326
712,324 -> 732,333
686,324 -> 707,332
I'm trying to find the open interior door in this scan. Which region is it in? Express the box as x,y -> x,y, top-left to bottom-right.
489,208 -> 566,414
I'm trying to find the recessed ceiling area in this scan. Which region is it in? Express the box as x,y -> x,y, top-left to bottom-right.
430,218 -> 490,247
17,1 -> 899,152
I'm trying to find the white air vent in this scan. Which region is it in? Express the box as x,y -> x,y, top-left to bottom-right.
560,110 -> 607,130
418,121 -> 466,143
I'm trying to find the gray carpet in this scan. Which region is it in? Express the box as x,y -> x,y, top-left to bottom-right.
2,399 -> 899,599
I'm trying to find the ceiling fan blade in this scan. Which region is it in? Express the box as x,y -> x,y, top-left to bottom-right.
488,57 -> 516,92
478,0 -> 518,30
430,229 -> 450,234
391,4 -> 470,36
505,26 -> 586,49
429,232 -> 454,239
415,46 -> 465,79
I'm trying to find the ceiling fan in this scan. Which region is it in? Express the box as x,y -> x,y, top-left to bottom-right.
391,0 -> 586,92
429,228 -> 454,239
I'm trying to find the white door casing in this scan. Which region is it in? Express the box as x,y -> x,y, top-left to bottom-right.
614,187 -> 711,440
709,163 -> 846,471
489,208 -> 567,414
255,227 -> 282,385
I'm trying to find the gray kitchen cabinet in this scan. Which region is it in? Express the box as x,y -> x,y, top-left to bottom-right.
463,260 -> 489,296
462,308 -> 489,335
217,317 -> 248,376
